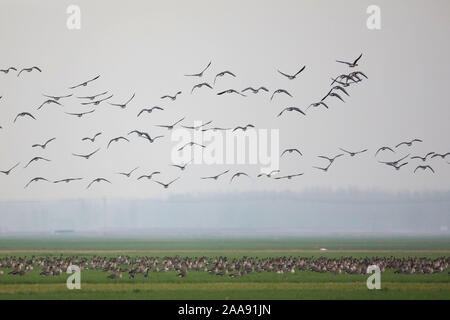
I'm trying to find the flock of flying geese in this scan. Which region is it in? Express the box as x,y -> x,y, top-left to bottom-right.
1,255 -> 448,279
1,54 -> 449,190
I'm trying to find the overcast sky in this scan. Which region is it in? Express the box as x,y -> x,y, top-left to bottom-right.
1,0 -> 450,201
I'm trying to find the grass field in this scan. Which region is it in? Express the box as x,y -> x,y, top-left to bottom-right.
0,236 -> 449,299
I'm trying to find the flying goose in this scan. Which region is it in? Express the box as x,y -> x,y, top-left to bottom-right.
392,162 -> 408,170
86,178 -> 111,189
24,157 -> 51,168
161,91 -> 182,100
230,172 -> 250,183
431,152 -> 450,159
411,152 -> 435,162
330,77 -> 351,87
257,170 -> 280,178
0,67 -> 17,74
191,82 -> 213,93
241,86 -> 269,94
32,137 -> 56,149
214,70 -> 236,84
306,102 -> 328,111
202,127 -> 231,132
336,54 -> 362,68
77,91 -> 108,100
182,120 -> 213,130
24,177 -> 49,188
277,107 -> 306,117
137,106 -> 164,117
217,89 -> 245,97
155,117 -> 185,130
379,154 -> 410,167
271,89 -> 292,101
14,112 -> 36,123
281,148 -> 302,157
82,132 -> 102,142
414,165 -> 435,173
375,146 -> 395,156
171,161 -> 191,171
137,171 -> 161,180
395,139 -> 423,148
116,167 -> 139,178
65,110 -> 95,118
201,170 -> 229,180
69,75 -> 100,89
184,61 -> 211,77
153,177 -> 180,189
349,71 -> 368,80
313,163 -> 332,172
274,173 -> 304,180
72,148 -> 100,159
0,162 -> 20,175
53,178 -> 83,184
325,92 -> 345,102
108,93 -> 135,108
107,136 -> 130,149
37,99 -> 62,110
81,94 -> 113,106
128,130 -> 164,143
321,86 -> 349,101
42,93 -> 73,101
17,66 -> 42,77
339,148 -> 368,157
232,124 -> 254,132
317,155 -> 343,166
277,66 -> 306,80
177,142 -> 206,151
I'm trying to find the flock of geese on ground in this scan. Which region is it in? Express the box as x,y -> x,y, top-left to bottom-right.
0,255 -> 448,278
1,54 -> 449,190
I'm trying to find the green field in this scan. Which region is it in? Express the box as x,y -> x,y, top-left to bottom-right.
0,236 -> 449,299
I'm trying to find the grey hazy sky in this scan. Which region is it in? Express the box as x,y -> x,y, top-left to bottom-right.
1,0 -> 450,201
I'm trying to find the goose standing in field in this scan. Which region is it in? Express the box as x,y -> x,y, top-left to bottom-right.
336,54 -> 363,68
241,86 -> 269,94
69,75 -> 100,89
161,91 -> 182,100
411,152 -> 435,162
107,136 -> 130,149
257,170 -> 280,178
277,66 -> 306,80
24,177 -> 49,188
72,148 -> 100,159
82,133 -> 102,143
281,148 -> 303,157
395,139 -> 423,148
32,138 -> 56,149
53,178 -> 83,184
230,172 -> 250,183
0,162 -> 20,175
191,82 -> 213,93
214,70 -> 236,84
107,272 -> 122,279
414,165 -> 435,173
17,66 -> 42,77
137,171 -> 161,180
137,106 -> 164,117
277,107 -> 305,117
86,178 -> 111,189
339,148 -> 368,157
270,89 -> 292,101
375,146 -> 395,156
108,93 -> 135,109
24,157 -> 51,168
13,112 -> 36,123
184,61 -> 211,77
116,167 -> 139,178
153,177 -> 180,189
